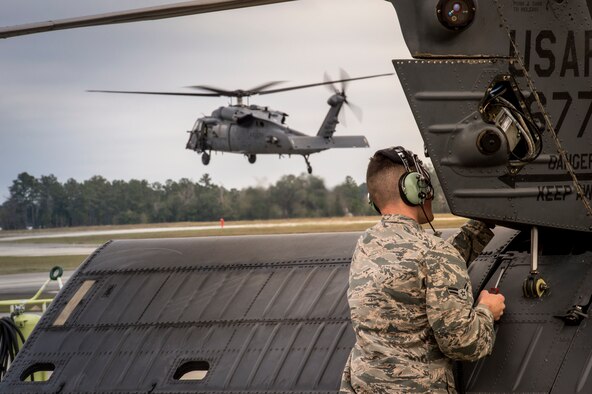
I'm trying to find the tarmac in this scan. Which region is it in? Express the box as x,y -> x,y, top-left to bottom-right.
0,271 -> 71,300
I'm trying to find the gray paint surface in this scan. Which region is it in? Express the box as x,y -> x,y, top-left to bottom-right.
389,0 -> 592,232
1,233 -> 359,392
0,0 -> 296,39
7,228 -> 592,393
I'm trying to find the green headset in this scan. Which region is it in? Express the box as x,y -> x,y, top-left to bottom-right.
369,146 -> 434,214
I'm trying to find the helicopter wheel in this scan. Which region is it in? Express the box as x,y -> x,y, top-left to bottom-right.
522,273 -> 549,298
201,152 -> 211,165
303,155 -> 313,174
248,154 -> 257,164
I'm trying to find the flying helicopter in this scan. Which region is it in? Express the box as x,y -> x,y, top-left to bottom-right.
2,1 -> 592,394
88,72 -> 392,174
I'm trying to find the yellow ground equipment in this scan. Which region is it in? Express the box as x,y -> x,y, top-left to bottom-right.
0,266 -> 63,381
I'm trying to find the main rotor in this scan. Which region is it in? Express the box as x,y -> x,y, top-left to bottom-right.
88,71 -> 393,106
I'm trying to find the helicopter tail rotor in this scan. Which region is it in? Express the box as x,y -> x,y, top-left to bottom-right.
344,99 -> 363,123
339,68 -> 350,95
324,69 -> 364,124
324,71 -> 340,95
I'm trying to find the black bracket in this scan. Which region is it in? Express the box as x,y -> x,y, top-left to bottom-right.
555,305 -> 588,326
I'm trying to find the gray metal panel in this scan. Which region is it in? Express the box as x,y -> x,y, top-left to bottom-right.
394,57 -> 592,231
1,233 -> 360,393
386,0 -> 508,58
390,0 -> 592,232
463,229 -> 592,392
289,136 -> 369,150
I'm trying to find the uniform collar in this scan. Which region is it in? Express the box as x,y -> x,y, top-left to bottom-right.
381,213 -> 423,231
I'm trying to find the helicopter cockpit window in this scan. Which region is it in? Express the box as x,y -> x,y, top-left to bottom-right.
193,119 -> 203,132
268,112 -> 284,124
479,75 -> 543,169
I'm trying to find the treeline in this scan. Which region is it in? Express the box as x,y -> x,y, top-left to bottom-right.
0,170 -> 450,230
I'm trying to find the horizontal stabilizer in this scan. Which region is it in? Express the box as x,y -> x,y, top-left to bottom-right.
289,136 -> 369,150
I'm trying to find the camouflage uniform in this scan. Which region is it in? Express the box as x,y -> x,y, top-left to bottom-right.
340,214 -> 495,393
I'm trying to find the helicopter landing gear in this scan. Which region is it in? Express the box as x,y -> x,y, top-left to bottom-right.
523,226 -> 549,299
303,155 -> 313,174
523,273 -> 549,298
248,154 -> 257,164
201,152 -> 211,165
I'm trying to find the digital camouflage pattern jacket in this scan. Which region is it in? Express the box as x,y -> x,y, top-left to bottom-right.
340,215 -> 495,393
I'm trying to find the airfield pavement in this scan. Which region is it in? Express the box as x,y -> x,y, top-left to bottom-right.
0,271 -> 71,300
0,216 -> 464,299
0,220 -> 378,242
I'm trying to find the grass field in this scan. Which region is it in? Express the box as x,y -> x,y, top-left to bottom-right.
0,214 -> 469,275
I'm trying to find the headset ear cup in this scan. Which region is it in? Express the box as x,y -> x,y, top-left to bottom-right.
400,172 -> 422,206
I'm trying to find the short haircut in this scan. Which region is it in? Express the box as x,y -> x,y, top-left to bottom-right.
367,153 -> 406,211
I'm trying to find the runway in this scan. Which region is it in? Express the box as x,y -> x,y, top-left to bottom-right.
0,220 -> 381,242
0,243 -> 98,257
0,217 -> 465,243
0,220 -> 378,257
0,271 -> 72,300
0,223 -> 462,301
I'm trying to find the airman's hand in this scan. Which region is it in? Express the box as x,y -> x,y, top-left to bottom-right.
477,290 -> 506,321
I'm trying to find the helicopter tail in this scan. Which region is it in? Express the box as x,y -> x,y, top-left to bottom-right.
317,93 -> 347,138
290,135 -> 369,150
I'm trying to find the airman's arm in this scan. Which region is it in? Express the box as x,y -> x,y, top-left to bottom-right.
446,219 -> 494,265
425,241 -> 495,361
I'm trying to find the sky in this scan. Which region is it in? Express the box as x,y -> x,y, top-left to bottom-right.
0,0 -> 420,201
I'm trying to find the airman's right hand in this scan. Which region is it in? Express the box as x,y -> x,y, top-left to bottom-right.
477,290 -> 506,321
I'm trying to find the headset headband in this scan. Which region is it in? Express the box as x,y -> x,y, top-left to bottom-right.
393,146 -> 413,173
375,146 -> 426,177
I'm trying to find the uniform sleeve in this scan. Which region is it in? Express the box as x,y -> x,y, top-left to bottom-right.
339,353 -> 356,393
446,219 -> 494,265
424,241 -> 495,361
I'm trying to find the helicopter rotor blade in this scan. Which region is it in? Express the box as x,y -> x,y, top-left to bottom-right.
335,70 -> 363,122
323,71 -> 339,94
89,72 -> 393,100
87,89 -> 221,97
256,72 -> 393,96
187,81 -> 284,97
187,85 -> 236,95
0,0 -> 296,39
340,68 -> 350,94
346,100 -> 364,123
246,81 -> 286,94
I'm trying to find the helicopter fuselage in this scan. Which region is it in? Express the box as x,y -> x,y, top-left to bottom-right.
186,105 -> 323,156
185,94 -> 369,175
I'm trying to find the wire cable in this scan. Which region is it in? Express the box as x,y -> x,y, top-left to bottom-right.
483,93 -> 544,163
0,316 -> 25,381
421,204 -> 441,237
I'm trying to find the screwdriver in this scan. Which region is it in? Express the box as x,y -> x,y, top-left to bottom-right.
490,267 -> 506,294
